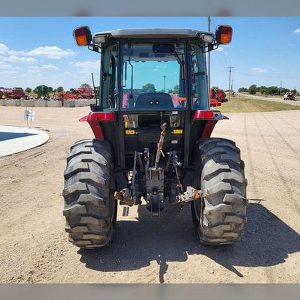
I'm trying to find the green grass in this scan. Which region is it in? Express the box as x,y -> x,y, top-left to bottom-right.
218,97 -> 300,113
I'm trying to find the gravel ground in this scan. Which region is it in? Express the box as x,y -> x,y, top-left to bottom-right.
0,106 -> 299,283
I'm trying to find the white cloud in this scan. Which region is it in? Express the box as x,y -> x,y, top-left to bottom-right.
216,46 -> 224,52
41,64 -> 58,70
26,46 -> 76,59
294,28 -> 300,34
28,66 -> 42,73
70,60 -> 100,72
27,64 -> 58,73
5,56 -> 37,63
251,67 -> 268,73
0,43 -> 9,54
0,62 -> 10,70
6,70 -> 19,75
0,43 -> 76,60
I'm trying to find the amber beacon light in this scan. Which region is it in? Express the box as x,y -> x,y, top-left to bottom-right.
215,25 -> 233,44
73,26 -> 92,46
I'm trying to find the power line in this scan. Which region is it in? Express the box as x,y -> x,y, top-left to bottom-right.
227,65 -> 234,101
233,70 -> 300,79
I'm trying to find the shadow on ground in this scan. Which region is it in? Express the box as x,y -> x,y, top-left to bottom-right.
79,203 -> 300,282
0,132 -> 37,142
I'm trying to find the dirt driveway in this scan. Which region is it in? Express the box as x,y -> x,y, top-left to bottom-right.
0,107 -> 299,283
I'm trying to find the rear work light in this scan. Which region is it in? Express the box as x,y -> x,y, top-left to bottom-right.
73,26 -> 92,46
215,25 -> 233,45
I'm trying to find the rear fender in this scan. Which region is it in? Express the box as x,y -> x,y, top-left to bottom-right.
193,110 -> 228,139
80,112 -> 116,140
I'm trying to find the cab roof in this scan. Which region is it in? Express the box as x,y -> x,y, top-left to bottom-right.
94,28 -> 213,39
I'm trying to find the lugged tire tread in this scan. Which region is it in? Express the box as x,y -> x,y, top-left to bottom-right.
192,138 -> 247,245
63,139 -> 116,249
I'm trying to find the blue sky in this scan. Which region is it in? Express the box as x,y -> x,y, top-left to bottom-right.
0,17 -> 300,90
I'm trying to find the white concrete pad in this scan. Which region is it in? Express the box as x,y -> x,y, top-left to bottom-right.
0,126 -> 49,157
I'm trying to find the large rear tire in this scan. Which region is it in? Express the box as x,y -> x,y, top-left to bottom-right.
63,139 -> 117,249
191,138 -> 247,245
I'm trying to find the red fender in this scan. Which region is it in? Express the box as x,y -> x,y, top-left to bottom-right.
80,112 -> 116,139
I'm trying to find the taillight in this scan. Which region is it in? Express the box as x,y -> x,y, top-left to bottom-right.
73,26 -> 92,46
194,110 -> 214,120
215,25 -> 233,45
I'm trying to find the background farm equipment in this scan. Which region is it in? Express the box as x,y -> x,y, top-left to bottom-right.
77,87 -> 95,99
0,87 -> 29,99
209,88 -> 227,107
283,92 -> 295,101
56,87 -> 95,100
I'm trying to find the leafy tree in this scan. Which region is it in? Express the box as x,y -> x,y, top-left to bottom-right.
238,87 -> 248,92
291,89 -> 297,95
57,86 -> 64,93
70,88 -> 78,94
25,87 -> 32,93
259,86 -> 268,94
248,84 -> 257,95
48,87 -> 53,93
211,86 -> 219,90
142,83 -> 156,93
80,83 -> 91,88
266,86 -> 278,95
173,84 -> 179,94
34,85 -> 49,97
168,89 -> 173,93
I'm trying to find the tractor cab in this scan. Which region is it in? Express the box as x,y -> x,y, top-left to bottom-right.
80,28 -> 225,113
75,27 -> 231,166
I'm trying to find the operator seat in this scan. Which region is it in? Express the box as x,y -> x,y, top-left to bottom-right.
134,93 -> 174,127
135,92 -> 174,110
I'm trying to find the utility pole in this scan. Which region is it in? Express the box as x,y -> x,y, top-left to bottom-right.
207,16 -> 211,91
227,66 -> 234,101
279,80 -> 282,96
162,75 -> 166,92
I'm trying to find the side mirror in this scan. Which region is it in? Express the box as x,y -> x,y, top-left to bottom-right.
73,26 -> 92,46
215,25 -> 232,45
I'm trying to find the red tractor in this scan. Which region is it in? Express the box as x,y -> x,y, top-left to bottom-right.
209,88 -> 228,107
56,87 -> 94,100
62,25 -> 247,249
11,87 -> 28,99
56,91 -> 80,100
77,87 -> 95,99
0,87 -> 28,99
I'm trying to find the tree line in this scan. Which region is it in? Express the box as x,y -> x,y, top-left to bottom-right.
24,83 -> 92,95
141,83 -> 180,94
238,85 -> 298,96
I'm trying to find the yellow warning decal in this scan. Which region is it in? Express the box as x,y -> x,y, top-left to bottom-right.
172,129 -> 183,134
125,129 -> 136,135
